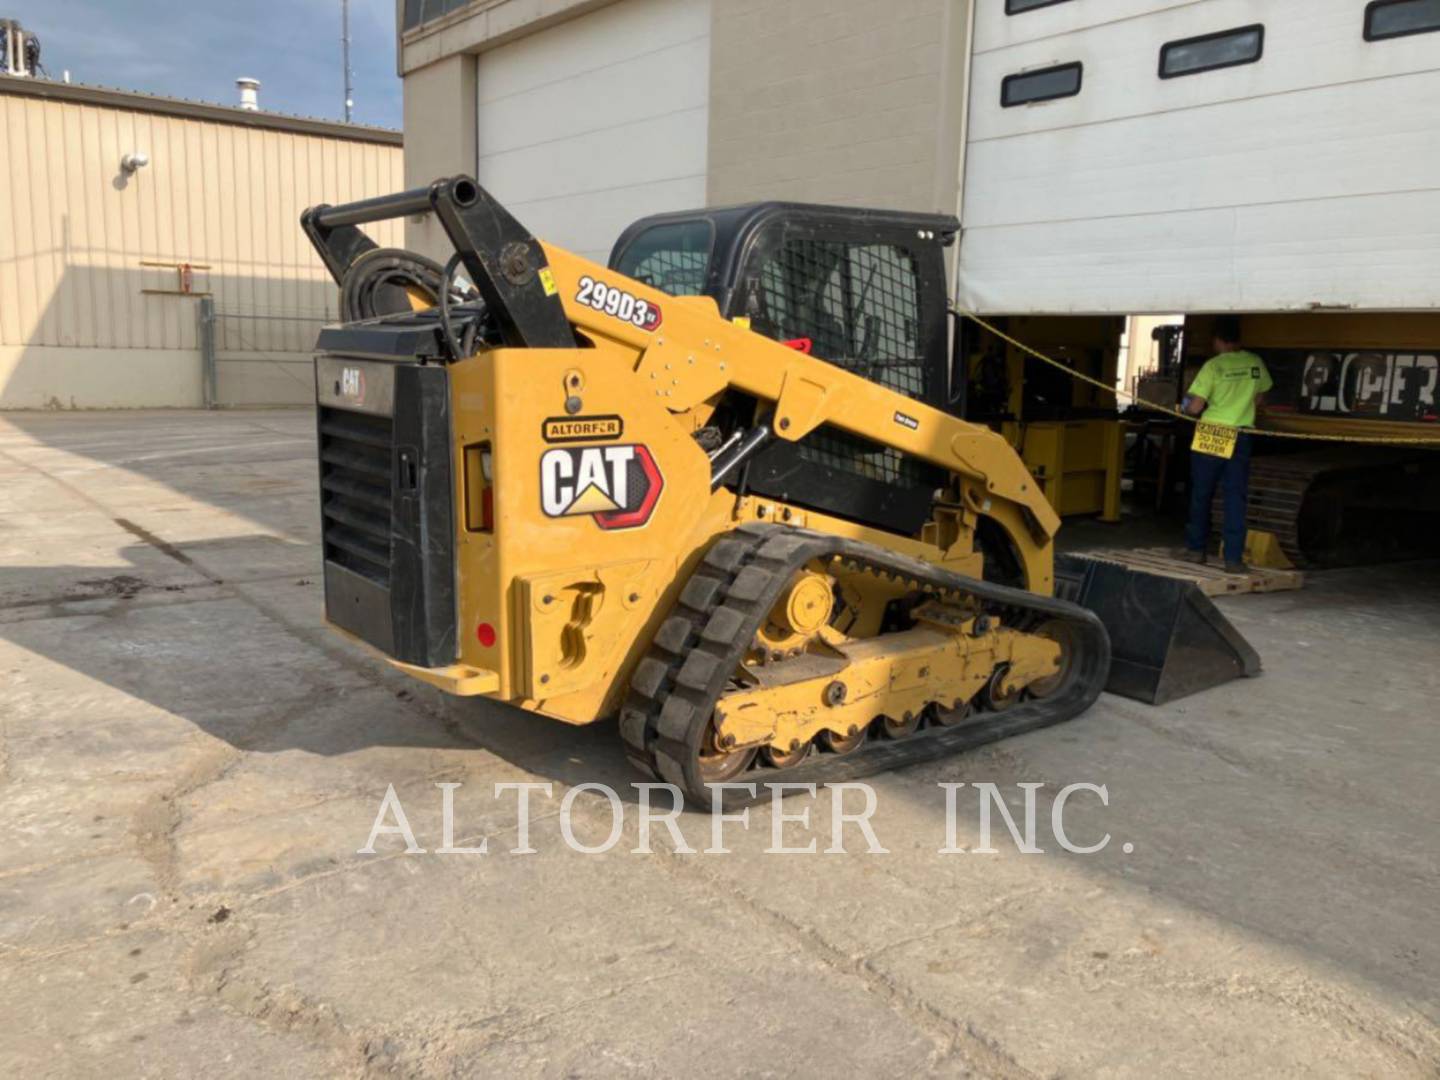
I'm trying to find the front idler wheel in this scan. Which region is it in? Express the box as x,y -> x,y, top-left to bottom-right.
1025,619 -> 1077,700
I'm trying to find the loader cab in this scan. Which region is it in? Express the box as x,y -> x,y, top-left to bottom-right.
610,203 -> 959,535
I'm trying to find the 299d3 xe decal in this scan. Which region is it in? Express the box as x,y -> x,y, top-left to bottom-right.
540,444 -> 663,530
575,275 -> 662,332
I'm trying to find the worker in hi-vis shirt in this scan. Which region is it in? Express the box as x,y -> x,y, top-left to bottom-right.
1181,315 -> 1272,573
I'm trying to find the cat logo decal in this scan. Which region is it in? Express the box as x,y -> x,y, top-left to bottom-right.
540,444 -> 663,530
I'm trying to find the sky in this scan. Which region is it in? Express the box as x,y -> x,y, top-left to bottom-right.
8,0 -> 403,129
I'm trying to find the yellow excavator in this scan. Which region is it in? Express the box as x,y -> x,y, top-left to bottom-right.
300,176 -> 1250,805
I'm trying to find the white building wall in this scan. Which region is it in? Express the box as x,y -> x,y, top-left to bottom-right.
958,0 -> 1440,314
472,0 -> 710,264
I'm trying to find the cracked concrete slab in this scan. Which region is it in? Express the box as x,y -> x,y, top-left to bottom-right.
0,849 -> 167,956
223,845 -> 951,1077
1,409 -> 1438,1078
0,928 -> 349,1078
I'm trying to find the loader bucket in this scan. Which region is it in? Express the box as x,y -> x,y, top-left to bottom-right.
1054,554 -> 1261,705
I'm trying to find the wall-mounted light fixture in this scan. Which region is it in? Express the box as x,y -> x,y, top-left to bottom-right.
120,151 -> 150,174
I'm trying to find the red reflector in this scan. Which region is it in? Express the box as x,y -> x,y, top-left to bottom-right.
476,622 -> 497,648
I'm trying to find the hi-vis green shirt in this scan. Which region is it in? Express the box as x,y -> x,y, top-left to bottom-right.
1187,349 -> 1273,428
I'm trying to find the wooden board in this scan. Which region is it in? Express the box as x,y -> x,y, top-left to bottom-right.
1074,547 -> 1304,598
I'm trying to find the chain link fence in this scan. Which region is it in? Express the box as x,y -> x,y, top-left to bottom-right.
198,298 -> 332,408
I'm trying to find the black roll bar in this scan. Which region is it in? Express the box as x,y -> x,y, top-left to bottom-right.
308,186 -> 436,229
300,175 -> 575,351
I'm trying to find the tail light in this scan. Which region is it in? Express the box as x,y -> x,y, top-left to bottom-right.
465,442 -> 494,532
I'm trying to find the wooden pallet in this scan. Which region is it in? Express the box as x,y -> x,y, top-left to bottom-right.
1073,547 -> 1304,597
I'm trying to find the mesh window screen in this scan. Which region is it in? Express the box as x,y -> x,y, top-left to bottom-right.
797,426 -> 925,488
752,236 -> 930,492
631,249 -> 709,296
755,239 -> 926,400
612,221 -> 712,297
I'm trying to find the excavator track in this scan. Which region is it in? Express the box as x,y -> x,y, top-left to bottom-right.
619,523 -> 1111,808
1211,452 -> 1341,567
1215,449 -> 1440,567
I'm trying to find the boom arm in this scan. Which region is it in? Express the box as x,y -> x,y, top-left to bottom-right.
301,175 -> 1061,590
538,244 -> 1060,535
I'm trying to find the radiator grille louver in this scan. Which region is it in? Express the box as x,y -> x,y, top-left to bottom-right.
318,407 -> 392,586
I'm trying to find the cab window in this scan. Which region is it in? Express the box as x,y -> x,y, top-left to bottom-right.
752,237 -> 925,401
612,220 -> 713,297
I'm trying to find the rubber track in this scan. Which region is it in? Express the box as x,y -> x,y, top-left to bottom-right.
618,523 -> 1112,809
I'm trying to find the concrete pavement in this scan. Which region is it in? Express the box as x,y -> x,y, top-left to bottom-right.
1,410 -> 1438,1078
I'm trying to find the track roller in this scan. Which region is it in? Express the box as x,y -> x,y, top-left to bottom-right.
618,523 -> 1110,808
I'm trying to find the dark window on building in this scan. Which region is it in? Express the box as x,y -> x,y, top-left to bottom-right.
1159,24 -> 1264,79
612,220 -> 714,297
1005,0 -> 1074,13
1001,62 -> 1083,107
403,0 -> 471,32
1365,0 -> 1440,40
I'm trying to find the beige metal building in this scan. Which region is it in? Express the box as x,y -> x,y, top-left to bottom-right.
0,75 -> 402,409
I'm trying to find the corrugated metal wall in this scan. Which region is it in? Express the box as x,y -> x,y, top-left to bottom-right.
0,91 -> 403,355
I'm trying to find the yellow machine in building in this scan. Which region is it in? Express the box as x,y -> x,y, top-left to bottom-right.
960,315 -> 1125,522
1182,314 -> 1440,567
298,177 -> 1251,803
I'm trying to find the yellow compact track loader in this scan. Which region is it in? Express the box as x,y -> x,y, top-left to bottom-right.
299,177 -> 1249,804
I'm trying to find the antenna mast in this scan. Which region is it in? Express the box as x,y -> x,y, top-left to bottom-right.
341,0 -> 354,122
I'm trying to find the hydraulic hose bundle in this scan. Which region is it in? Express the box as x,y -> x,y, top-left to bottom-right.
339,247 -> 484,360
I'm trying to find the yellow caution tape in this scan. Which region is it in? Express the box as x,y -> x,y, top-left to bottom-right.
953,307 -> 1440,446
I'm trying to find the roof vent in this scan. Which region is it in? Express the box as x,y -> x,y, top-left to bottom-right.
235,77 -> 260,111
